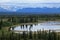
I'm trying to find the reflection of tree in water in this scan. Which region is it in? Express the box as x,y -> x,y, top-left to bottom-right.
34,24 -> 38,26
21,25 -> 23,29
29,24 -> 33,30
12,27 -> 15,30
20,25 -> 25,29
20,24 -> 33,31
22,25 -> 24,29
25,25 -> 28,29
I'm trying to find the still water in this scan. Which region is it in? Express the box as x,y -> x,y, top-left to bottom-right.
11,21 -> 60,32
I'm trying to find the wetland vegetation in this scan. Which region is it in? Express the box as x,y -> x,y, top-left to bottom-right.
0,14 -> 60,40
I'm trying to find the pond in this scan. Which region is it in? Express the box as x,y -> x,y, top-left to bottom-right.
11,21 -> 60,33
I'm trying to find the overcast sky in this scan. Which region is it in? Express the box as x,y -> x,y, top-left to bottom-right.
0,0 -> 60,3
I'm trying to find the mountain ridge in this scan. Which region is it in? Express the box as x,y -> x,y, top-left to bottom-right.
0,7 -> 60,15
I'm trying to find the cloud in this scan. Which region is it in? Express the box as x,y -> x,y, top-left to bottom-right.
0,3 -> 60,8
0,0 -> 60,3
0,0 -> 60,11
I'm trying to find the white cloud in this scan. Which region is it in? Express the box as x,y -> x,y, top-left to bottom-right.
0,0 -> 60,11
0,0 -> 60,3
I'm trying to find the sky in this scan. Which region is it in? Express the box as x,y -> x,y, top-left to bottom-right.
0,0 -> 60,3
0,0 -> 60,11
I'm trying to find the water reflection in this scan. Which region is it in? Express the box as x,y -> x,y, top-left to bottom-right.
25,25 -> 28,28
29,24 -> 33,30
11,21 -> 60,32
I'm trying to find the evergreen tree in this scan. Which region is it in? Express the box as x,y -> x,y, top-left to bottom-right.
23,31 -> 26,40
29,31 -> 32,39
0,19 -> 3,30
48,30 -> 52,40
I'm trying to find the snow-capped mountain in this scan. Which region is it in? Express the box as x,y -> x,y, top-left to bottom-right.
0,3 -> 60,14
0,3 -> 60,12
17,8 -> 60,13
0,7 -> 8,12
0,5 -> 18,12
0,7 -> 60,14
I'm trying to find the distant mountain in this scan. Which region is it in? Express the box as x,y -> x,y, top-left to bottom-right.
0,7 -> 60,15
17,8 -> 60,14
0,7 -> 8,12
